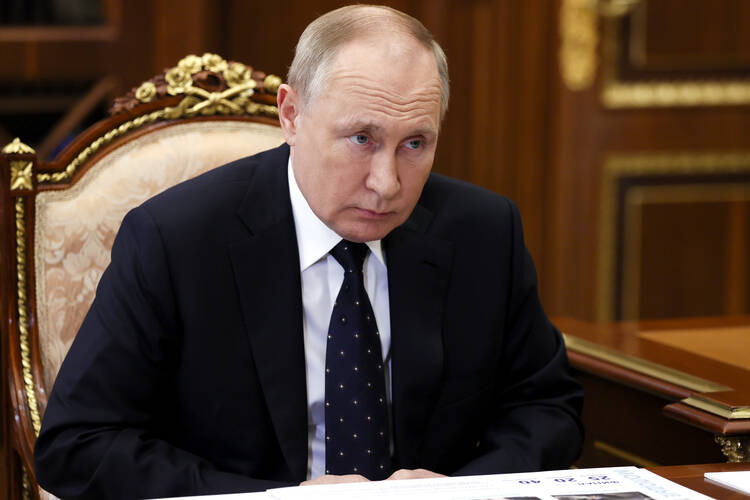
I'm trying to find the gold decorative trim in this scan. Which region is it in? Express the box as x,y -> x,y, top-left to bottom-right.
172,82 -> 259,116
563,333 -> 731,393
684,396 -> 750,420
2,138 -> 35,154
167,53 -> 260,97
263,74 -> 282,94
715,436 -> 750,463
41,54 -> 281,184
15,198 -> 42,436
558,0 -> 750,106
113,53 -> 282,116
559,0 -> 598,91
558,0 -> 642,92
135,81 -> 157,103
37,95 -> 279,185
596,152 -> 750,321
600,5 -> 750,107
22,467 -> 31,500
603,80 -> 750,108
593,440 -> 660,468
10,160 -> 33,191
37,109 -> 165,184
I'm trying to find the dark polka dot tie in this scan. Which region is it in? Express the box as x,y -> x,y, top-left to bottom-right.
324,240 -> 391,480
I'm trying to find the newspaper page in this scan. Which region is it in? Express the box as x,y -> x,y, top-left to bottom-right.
266,467 -> 712,500
151,492 -> 272,500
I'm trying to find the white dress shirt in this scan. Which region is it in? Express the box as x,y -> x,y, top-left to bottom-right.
287,160 -> 392,479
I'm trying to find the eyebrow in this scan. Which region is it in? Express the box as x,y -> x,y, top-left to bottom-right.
335,118 -> 437,139
335,118 -> 384,134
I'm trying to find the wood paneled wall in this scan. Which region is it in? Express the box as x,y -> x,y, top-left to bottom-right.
176,0 -> 558,278
202,0 -> 559,302
0,0 -> 560,297
5,0 -> 750,317
549,0 -> 750,321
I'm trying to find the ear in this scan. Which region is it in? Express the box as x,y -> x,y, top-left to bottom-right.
277,83 -> 301,146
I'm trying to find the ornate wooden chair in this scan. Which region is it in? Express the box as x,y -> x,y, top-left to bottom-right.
0,54 -> 284,500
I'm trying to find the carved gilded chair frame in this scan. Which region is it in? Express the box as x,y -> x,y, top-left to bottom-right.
0,53 -> 282,500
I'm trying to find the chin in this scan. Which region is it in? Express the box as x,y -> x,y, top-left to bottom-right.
337,224 -> 393,243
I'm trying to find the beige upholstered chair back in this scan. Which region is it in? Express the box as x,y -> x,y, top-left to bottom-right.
35,120 -> 283,391
0,54 -> 284,500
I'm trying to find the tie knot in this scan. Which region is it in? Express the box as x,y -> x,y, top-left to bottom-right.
330,240 -> 369,274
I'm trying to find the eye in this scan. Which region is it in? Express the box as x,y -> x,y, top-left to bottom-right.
349,134 -> 369,145
404,139 -> 422,150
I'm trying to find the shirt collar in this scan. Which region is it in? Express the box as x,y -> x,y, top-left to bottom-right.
288,158 -> 385,271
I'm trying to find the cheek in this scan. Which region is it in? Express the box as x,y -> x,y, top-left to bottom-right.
311,160 -> 362,211
325,153 -> 368,189
400,161 -> 432,193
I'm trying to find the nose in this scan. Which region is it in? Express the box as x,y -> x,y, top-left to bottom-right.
365,151 -> 400,200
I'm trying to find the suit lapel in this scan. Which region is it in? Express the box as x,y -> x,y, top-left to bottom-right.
228,145 -> 308,481
385,204 -> 453,469
225,149 -> 454,477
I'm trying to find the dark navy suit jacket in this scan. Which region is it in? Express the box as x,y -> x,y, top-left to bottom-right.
35,143 -> 583,499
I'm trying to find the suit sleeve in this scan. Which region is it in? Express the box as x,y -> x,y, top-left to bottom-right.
453,200 -> 584,475
34,207 -> 295,499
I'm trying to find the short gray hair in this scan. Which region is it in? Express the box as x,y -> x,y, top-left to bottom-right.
288,4 -> 449,121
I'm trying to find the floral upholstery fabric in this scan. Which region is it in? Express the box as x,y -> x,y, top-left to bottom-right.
40,486 -> 57,500
35,120 -> 284,391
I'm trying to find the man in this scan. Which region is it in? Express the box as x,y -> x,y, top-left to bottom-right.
35,5 -> 583,499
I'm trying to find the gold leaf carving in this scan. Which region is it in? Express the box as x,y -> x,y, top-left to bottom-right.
715,435 -> 750,463
165,67 -> 194,95
2,138 -> 35,154
202,52 -> 228,73
44,54 -> 282,184
225,62 -> 255,88
38,88 -> 279,185
559,0 -> 598,91
22,468 -> 31,500
263,74 -> 282,95
178,54 -> 203,74
10,161 -> 33,191
135,81 -> 157,103
14,198 -> 43,436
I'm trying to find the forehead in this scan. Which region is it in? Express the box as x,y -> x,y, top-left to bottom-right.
318,36 -> 442,129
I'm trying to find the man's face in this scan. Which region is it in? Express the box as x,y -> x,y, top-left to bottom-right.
278,35 -> 442,242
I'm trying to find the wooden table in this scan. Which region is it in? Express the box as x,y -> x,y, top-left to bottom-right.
555,316 -> 750,468
651,462 -> 750,498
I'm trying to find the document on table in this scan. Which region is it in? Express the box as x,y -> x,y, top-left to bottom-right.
151,466 -> 712,499
266,466 -> 711,500
704,470 -> 750,494
151,493 -> 273,500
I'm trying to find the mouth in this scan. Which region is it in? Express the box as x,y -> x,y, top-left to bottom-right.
355,207 -> 393,220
